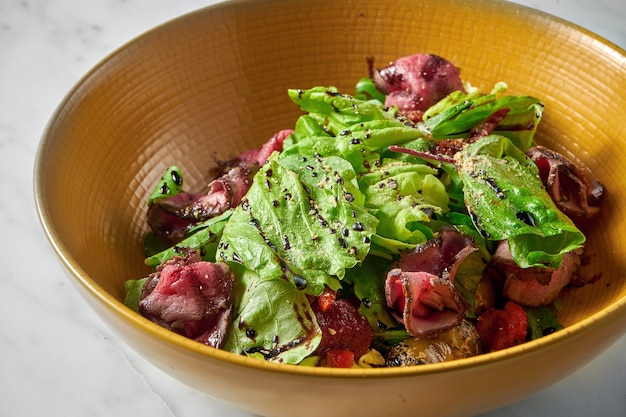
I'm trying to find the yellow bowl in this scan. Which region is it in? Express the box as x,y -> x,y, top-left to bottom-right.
34,0 -> 626,416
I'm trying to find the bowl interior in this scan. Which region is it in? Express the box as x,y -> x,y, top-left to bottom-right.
35,0 -> 626,370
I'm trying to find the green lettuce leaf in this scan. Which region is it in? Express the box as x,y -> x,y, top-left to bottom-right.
525,304 -> 563,340
421,82 -> 490,120
456,136 -> 585,268
343,256 -> 402,337
222,264 -> 321,364
144,210 -> 232,267
359,159 -> 448,254
146,165 -> 184,206
354,77 -> 386,103
283,87 -> 429,173
288,86 -> 399,129
453,251 -> 489,318
218,153 -> 378,296
421,83 -> 543,152
123,278 -> 148,313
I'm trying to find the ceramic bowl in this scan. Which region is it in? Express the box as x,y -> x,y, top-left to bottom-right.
34,0 -> 626,416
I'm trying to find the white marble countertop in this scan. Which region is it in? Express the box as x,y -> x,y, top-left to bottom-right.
2,0 -> 625,416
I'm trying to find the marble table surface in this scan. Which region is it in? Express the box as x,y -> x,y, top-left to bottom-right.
2,0 -> 625,416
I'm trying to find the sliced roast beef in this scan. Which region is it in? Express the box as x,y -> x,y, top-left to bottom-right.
145,192 -> 206,243
237,129 -> 293,166
369,53 -> 465,122
491,240 -> 582,307
385,228 -> 476,337
386,269 -> 469,337
526,145 -> 604,218
146,165 -> 256,243
394,227 -> 477,279
146,129 -> 292,243
139,249 -> 234,348
467,108 -> 510,140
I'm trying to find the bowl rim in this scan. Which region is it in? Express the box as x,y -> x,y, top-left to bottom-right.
33,0 -> 626,378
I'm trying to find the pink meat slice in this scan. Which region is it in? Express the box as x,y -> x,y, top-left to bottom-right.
385,227 -> 476,337
139,251 -> 234,347
386,269 -> 469,337
492,240 -> 582,307
238,128 -> 293,166
526,145 -> 603,219
369,53 -> 465,122
146,129 -> 292,243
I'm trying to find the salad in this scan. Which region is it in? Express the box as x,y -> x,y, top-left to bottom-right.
124,53 -> 604,368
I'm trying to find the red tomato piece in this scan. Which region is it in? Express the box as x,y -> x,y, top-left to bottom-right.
312,297 -> 373,361
320,349 -> 355,368
476,301 -> 528,352
317,287 -> 337,312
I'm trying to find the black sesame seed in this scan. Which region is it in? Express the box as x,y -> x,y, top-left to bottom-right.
516,211 -> 537,227
352,222 -> 365,231
317,215 -> 328,227
171,170 -> 182,186
293,275 -> 307,290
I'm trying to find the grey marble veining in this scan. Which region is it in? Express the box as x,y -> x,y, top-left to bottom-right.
1,1 -> 625,416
